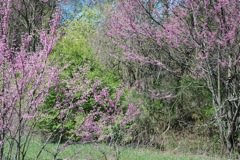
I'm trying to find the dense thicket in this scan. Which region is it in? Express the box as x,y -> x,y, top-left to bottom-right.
0,1 -> 139,159
92,0 -> 240,153
1,0 -> 240,158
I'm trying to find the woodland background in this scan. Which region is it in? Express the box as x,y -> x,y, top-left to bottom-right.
0,0 -> 240,159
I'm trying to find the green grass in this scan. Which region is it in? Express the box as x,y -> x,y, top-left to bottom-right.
116,148 -> 218,160
11,139 -> 222,160
3,135 -> 226,160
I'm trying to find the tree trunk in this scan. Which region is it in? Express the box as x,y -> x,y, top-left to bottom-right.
226,121 -> 235,153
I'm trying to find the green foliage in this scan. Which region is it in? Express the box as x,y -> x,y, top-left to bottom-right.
127,74 -> 215,148
53,6 -> 120,87
36,6 -> 123,142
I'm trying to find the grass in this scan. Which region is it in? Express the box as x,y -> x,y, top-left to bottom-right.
3,134 -> 227,160
7,137 -> 223,160
24,144 -> 216,160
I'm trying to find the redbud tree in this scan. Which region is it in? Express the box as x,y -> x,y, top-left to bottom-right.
107,0 -> 240,152
0,0 -> 64,159
0,0 -> 140,159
